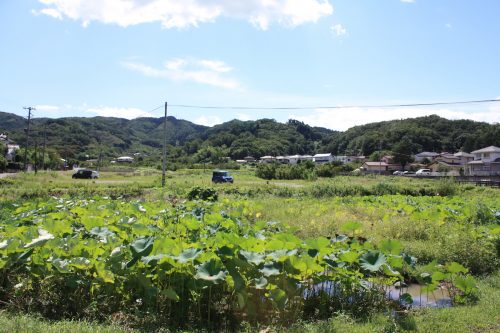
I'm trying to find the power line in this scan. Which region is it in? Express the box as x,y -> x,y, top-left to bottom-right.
164,98 -> 500,111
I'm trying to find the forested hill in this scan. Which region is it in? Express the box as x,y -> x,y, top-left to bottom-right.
1,111 -> 499,162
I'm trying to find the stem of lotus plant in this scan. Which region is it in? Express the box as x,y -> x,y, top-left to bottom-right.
208,285 -> 212,330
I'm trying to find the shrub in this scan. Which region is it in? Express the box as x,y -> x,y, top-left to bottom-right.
187,186 -> 218,201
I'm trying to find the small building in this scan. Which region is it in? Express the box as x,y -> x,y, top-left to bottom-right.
313,153 -> 334,164
116,156 -> 134,163
276,156 -> 290,164
453,152 -> 474,164
244,156 -> 256,163
0,133 -> 7,141
236,159 -> 247,164
299,155 -> 314,163
361,161 -> 400,174
287,155 -> 301,165
259,156 -> 275,163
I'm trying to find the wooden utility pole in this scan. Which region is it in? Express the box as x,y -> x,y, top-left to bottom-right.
41,127 -> 46,171
162,102 -> 167,188
23,106 -> 35,172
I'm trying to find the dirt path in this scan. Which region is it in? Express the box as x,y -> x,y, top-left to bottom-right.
0,173 -> 17,179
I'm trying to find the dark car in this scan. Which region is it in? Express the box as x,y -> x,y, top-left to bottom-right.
72,169 -> 99,179
212,170 -> 233,183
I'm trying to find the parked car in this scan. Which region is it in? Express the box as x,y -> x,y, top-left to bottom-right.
212,170 -> 233,183
415,168 -> 431,176
402,171 -> 415,175
393,170 -> 404,175
72,169 -> 99,179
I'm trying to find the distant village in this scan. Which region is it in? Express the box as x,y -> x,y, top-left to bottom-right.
2,132 -> 499,176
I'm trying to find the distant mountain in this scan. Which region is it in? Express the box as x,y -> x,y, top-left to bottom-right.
1,111 -> 499,162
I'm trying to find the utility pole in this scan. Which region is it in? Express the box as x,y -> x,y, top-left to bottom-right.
41,127 -> 46,171
161,101 -> 167,188
23,106 -> 35,172
34,140 -> 38,174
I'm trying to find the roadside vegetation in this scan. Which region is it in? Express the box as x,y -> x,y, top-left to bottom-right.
0,169 -> 498,332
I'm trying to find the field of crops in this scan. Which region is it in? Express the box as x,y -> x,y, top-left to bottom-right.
0,169 -> 499,332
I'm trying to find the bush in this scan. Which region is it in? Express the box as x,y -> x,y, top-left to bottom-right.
187,186 -> 218,201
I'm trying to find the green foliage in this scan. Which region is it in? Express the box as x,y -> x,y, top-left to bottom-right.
2,197 -> 471,329
187,186 -> 218,201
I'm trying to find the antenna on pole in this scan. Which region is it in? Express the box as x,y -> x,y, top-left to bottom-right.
161,101 -> 167,188
23,106 -> 35,172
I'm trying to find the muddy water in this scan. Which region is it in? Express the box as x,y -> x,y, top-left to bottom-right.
387,284 -> 452,308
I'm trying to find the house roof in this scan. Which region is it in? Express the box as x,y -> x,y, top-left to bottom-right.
314,153 -> 332,158
468,160 -> 484,165
454,152 -> 474,157
260,156 -> 275,159
471,146 -> 500,154
416,152 -> 439,157
363,162 -> 388,166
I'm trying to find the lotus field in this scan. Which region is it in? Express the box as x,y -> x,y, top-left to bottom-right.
0,195 -> 485,330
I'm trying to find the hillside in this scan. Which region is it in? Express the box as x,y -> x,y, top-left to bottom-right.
1,111 -> 499,163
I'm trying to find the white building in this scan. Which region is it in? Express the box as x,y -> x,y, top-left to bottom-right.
467,146 -> 500,176
6,144 -> 19,161
313,153 -> 334,164
116,156 -> 134,163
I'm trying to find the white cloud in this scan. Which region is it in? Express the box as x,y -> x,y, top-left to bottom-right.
194,115 -> 222,127
400,0 -> 415,3
331,23 -> 346,37
290,106 -> 500,131
35,104 -> 60,112
445,23 -> 452,29
88,106 -> 153,119
237,113 -> 252,121
35,0 -> 333,30
122,58 -> 241,90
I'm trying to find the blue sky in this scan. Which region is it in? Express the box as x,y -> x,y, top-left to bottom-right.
1,0 -> 499,130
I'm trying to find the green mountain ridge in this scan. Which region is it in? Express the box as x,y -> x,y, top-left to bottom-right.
1,111 -> 499,163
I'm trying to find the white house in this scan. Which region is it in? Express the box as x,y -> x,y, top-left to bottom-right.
259,156 -> 275,163
467,146 -> 500,176
313,153 -> 334,164
116,156 -> 134,163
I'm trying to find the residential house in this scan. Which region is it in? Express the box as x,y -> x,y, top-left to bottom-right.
116,156 -> 134,163
453,152 -> 474,164
259,156 -> 275,163
276,156 -> 290,164
467,146 -> 500,176
414,152 -> 439,163
313,153 -> 334,164
244,156 -> 256,163
361,161 -> 400,174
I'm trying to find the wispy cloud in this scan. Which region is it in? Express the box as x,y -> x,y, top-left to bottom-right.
122,58 -> 241,90
35,0 -> 333,30
88,106 -> 152,119
331,23 -> 346,37
400,0 -> 415,3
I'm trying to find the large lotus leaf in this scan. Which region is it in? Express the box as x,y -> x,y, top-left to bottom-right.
52,258 -> 70,273
130,236 -> 155,258
24,229 -> 54,248
195,260 -> 227,284
360,251 -> 386,272
339,250 -> 359,264
239,250 -> 265,266
379,239 -> 402,255
89,227 -> 115,243
161,287 -> 180,301
269,287 -> 288,310
259,262 -> 281,277
254,276 -> 268,289
267,249 -> 297,262
340,221 -> 363,235
69,257 -> 91,269
446,262 -> 468,274
454,275 -> 477,293
172,248 -> 201,263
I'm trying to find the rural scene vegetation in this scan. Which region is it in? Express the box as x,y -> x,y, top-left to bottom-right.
2,1 -> 500,332
1,110 -> 499,332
